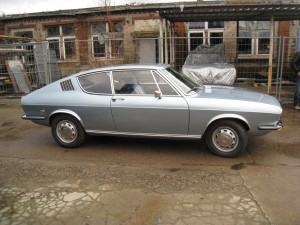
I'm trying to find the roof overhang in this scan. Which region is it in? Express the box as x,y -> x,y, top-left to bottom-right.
1,1 -> 300,22
159,2 -> 300,22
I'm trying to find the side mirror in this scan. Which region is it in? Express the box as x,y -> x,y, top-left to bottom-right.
154,90 -> 162,99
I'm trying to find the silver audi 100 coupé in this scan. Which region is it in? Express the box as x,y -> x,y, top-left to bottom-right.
21,64 -> 283,157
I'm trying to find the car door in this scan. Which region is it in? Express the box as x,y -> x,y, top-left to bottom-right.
77,71 -> 115,132
110,69 -> 189,136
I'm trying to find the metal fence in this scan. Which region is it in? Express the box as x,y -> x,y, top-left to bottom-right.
0,37 -> 297,103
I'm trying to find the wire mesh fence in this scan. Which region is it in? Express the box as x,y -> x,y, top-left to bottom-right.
0,37 -> 297,103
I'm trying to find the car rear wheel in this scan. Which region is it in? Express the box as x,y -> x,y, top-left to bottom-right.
51,115 -> 85,148
205,120 -> 248,158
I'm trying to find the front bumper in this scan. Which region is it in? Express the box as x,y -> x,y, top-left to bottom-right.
22,115 -> 46,120
258,120 -> 283,131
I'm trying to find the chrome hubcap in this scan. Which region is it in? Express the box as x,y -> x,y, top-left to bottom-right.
213,127 -> 238,152
56,120 -> 77,143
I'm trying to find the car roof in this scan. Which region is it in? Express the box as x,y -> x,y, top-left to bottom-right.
75,64 -> 171,77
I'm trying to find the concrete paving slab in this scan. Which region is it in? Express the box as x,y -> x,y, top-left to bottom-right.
241,166 -> 300,225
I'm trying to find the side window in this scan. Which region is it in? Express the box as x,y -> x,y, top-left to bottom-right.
78,72 -> 112,94
112,70 -> 158,95
153,72 -> 178,96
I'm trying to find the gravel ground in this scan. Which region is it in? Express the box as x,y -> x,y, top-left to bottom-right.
0,100 -> 299,225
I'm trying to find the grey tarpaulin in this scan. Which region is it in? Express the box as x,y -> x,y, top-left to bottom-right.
182,43 -> 236,86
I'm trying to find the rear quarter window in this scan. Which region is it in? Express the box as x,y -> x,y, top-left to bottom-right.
78,72 -> 112,94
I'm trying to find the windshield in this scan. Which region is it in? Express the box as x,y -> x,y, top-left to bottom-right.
163,67 -> 199,95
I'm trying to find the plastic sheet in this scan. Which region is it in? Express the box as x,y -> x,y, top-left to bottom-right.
182,43 -> 236,85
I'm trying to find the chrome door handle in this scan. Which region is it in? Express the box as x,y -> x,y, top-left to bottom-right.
112,98 -> 124,102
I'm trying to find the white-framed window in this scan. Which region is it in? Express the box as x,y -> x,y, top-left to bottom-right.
12,28 -> 34,39
188,21 -> 224,52
91,21 -> 124,59
46,25 -> 76,60
188,31 -> 204,52
238,21 -> 270,56
10,29 -> 35,64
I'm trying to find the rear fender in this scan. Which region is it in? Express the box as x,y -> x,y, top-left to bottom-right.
49,109 -> 84,128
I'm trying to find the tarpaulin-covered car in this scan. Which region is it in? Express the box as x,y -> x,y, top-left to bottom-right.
182,43 -> 236,85
21,64 -> 283,157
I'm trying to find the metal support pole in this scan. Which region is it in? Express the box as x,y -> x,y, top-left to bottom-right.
159,19 -> 164,64
278,36 -> 285,101
42,41 -> 49,85
164,19 -> 168,64
169,22 -> 173,65
268,15 -> 274,94
276,36 -> 282,98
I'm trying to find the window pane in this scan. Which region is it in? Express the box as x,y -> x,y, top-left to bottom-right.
64,38 -> 76,59
47,26 -> 60,37
13,30 -> 33,38
110,21 -> 123,32
78,72 -> 112,94
62,25 -> 75,36
93,36 -> 106,57
153,72 -> 177,95
91,23 -> 107,34
111,40 -> 123,58
189,22 -> 205,29
210,32 -> 223,46
238,38 -> 252,54
49,40 -> 60,59
135,70 -> 158,94
239,21 -> 248,30
208,21 -> 224,28
258,38 -> 270,54
256,21 -> 270,30
113,70 -> 156,95
190,33 -> 204,51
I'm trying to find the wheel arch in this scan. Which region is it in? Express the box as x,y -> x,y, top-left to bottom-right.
49,110 -> 84,128
206,114 -> 250,133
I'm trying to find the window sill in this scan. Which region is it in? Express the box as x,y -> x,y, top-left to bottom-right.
238,54 -> 269,60
92,57 -> 124,61
57,59 -> 78,63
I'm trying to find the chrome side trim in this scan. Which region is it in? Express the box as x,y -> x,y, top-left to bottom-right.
258,120 -> 283,131
22,115 -> 46,120
86,130 -> 202,139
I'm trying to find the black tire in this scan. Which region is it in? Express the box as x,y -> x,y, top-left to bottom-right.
51,115 -> 86,148
205,120 -> 248,158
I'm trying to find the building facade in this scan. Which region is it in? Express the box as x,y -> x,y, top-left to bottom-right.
0,1 -> 299,87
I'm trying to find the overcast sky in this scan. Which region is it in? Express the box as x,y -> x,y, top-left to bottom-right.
0,0 -> 196,15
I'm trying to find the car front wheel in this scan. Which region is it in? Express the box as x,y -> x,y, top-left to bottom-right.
51,115 -> 85,148
205,120 -> 248,158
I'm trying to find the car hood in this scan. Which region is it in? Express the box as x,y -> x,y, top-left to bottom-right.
197,85 -> 281,107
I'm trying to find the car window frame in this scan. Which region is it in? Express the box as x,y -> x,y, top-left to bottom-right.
111,69 -> 179,96
151,70 -> 180,96
159,67 -> 200,96
76,71 -> 113,95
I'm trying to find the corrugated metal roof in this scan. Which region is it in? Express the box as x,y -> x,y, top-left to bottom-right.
160,2 -> 300,21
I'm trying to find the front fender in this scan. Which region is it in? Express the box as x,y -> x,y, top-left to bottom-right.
206,114 -> 250,130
